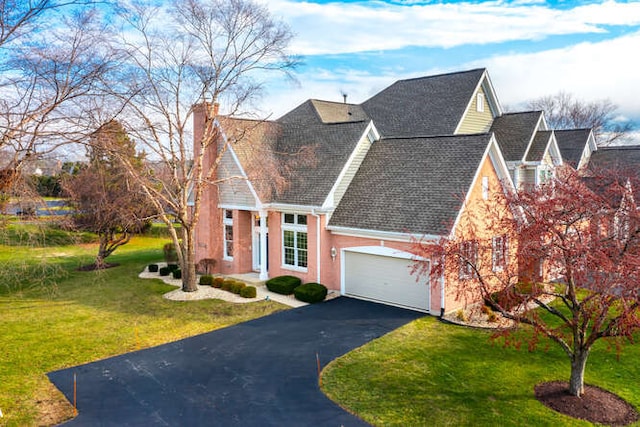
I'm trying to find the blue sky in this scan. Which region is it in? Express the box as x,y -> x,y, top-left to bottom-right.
256,0 -> 640,137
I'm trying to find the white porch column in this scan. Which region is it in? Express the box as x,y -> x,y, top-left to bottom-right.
259,209 -> 268,280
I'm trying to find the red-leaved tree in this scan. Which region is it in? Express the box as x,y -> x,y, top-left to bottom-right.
414,165 -> 640,397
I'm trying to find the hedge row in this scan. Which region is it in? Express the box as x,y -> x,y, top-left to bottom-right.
197,274 -> 256,299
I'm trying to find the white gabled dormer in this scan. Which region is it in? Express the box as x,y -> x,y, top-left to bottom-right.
455,69 -> 503,135
322,121 -> 380,214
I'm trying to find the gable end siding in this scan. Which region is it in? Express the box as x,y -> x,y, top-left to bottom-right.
457,86 -> 494,134
326,132 -> 374,209
217,148 -> 257,208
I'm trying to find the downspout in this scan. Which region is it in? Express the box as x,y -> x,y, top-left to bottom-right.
440,256 -> 446,317
311,210 -> 321,283
259,208 -> 268,281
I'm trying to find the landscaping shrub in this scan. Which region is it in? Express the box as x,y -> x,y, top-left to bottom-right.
240,286 -> 257,298
266,275 -> 301,295
212,277 -> 224,288
294,282 -> 328,303
172,269 -> 182,279
221,279 -> 234,291
167,264 -> 180,272
159,266 -> 170,276
230,281 -> 246,294
163,242 -> 178,263
199,275 -> 214,286
148,264 -> 159,273
196,258 -> 216,274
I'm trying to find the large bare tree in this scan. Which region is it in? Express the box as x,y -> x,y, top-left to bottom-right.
526,91 -> 634,146
113,0 -> 297,291
0,4 -> 118,192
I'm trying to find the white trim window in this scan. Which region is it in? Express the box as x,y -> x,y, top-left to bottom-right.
492,235 -> 508,272
223,209 -> 233,260
282,213 -> 308,269
476,93 -> 485,113
459,240 -> 478,279
482,176 -> 489,200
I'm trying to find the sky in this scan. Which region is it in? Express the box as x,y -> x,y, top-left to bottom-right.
255,0 -> 640,138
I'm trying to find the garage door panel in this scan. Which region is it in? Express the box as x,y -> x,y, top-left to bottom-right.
344,251 -> 428,311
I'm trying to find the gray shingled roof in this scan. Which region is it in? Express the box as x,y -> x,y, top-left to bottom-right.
526,130 -> 552,162
271,100 -> 370,205
588,146 -> 640,177
490,111 -> 543,162
329,134 -> 493,236
555,129 -> 591,167
309,100 -> 369,123
361,68 -> 486,138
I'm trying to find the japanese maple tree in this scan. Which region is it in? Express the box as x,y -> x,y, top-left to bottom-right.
415,166 -> 640,397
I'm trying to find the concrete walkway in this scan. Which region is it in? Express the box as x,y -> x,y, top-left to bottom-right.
48,298 -> 423,426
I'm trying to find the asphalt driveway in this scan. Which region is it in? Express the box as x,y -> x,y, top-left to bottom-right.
48,297 -> 423,426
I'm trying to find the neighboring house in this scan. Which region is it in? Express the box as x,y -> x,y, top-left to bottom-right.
555,129 -> 597,170
194,68 -> 593,315
587,146 -> 640,177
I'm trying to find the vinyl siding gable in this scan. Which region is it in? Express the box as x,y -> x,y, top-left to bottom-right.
217,145 -> 258,208
457,85 -> 494,134
323,124 -> 377,210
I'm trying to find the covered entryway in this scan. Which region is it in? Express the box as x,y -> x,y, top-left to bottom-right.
342,247 -> 429,312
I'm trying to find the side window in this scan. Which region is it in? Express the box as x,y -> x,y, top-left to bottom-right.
492,235 -> 508,272
223,209 -> 233,259
459,240 -> 478,279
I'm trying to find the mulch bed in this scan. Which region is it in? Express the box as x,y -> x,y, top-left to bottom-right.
77,263 -> 120,271
535,381 -> 639,426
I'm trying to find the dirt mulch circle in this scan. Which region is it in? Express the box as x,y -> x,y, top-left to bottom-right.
535,381 -> 639,426
77,263 -> 120,271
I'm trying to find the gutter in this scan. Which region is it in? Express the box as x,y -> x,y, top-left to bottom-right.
311,209 -> 321,283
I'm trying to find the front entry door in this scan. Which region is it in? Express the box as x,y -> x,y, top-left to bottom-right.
252,215 -> 268,272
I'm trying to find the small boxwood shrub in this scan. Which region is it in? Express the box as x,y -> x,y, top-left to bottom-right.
172,269 -> 182,279
167,264 -> 180,272
159,266 -> 170,276
240,286 -> 257,298
266,275 -> 301,295
199,275 -> 214,286
230,281 -> 246,294
294,282 -> 328,303
221,279 -> 234,291
212,277 -> 224,288
148,264 -> 159,273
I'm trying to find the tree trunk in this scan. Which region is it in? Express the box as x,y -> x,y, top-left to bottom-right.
569,349 -> 589,397
181,226 -> 198,292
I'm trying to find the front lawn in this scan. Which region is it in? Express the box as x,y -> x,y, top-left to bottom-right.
0,226 -> 286,426
322,316 -> 640,426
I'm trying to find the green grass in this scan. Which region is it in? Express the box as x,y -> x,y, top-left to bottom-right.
321,317 -> 640,426
0,226 -> 286,426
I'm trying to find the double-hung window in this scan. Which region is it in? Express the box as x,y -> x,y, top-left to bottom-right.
223,209 -> 233,259
282,213 -> 308,269
459,240 -> 478,279
492,235 -> 508,272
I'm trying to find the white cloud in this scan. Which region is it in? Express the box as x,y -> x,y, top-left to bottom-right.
259,28 -> 640,136
266,0 -> 640,55
470,30 -> 640,121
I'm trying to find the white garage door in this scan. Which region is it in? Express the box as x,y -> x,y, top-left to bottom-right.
343,248 -> 429,312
